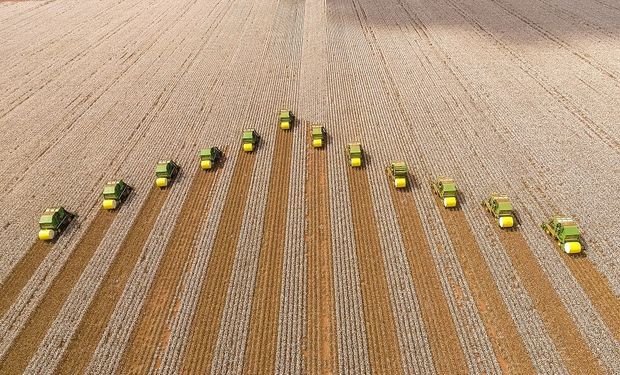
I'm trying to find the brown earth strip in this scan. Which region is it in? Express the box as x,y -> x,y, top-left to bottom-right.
0,242 -> 53,317
346,167 -> 404,374
0,210 -> 116,374
179,149 -> 256,373
242,130 -> 293,374
51,187 -> 168,375
560,252 -> 620,345
388,186 -> 468,373
435,199 -> 534,374
62,164 -> 222,374
303,147 -> 337,374
492,225 -> 606,373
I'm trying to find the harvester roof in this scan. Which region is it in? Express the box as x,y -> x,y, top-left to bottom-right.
199,148 -> 214,158
348,142 -> 362,154
279,109 -> 291,119
156,160 -> 172,174
39,207 -> 65,226
311,125 -> 324,137
391,162 -> 408,176
242,129 -> 256,140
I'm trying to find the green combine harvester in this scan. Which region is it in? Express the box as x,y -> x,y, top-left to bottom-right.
347,142 -> 363,167
102,180 -> 131,210
431,176 -> 458,208
311,125 -> 326,148
38,207 -> 74,241
542,216 -> 583,254
279,109 -> 294,130
482,193 -> 514,228
155,160 -> 180,188
388,162 -> 408,188
199,147 -> 222,170
242,129 -> 260,152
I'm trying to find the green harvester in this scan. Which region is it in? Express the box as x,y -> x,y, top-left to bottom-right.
155,160 -> 180,188
311,125 -> 326,148
38,207 -> 74,241
541,216 -> 583,254
347,143 -> 363,167
102,180 -> 131,210
242,129 -> 260,152
482,193 -> 514,228
199,147 -> 222,170
279,109 -> 295,130
388,162 -> 408,188
431,177 -> 458,208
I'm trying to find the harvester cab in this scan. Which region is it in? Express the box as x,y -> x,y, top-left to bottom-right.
199,147 -> 222,170
482,193 -> 514,228
541,216 -> 582,254
431,177 -> 458,208
347,143 -> 363,167
242,129 -> 259,152
102,180 -> 131,210
155,160 -> 180,188
388,162 -> 408,188
38,207 -> 74,241
311,125 -> 326,148
279,109 -> 294,130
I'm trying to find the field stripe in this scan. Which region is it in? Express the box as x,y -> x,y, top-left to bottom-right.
435,199 -> 535,374
387,186 -> 468,373
492,225 -> 608,373
0,242 -> 52,317
179,149 -> 256,373
60,164 -> 221,374
346,167 -> 404,374
242,130 -> 293,374
559,254 -> 620,344
0,209 -> 116,374
304,147 -> 337,374
44,187 -> 168,374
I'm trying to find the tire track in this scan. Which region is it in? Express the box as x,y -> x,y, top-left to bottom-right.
387,186 -> 468,373
38,186 -> 168,374
179,149 -> 256,373
65,163 -> 221,374
0,209 -> 116,374
304,146 -> 337,374
346,167 -> 404,374
433,198 -> 535,373
242,130 -> 293,374
493,225 -> 614,372
0,242 -> 52,317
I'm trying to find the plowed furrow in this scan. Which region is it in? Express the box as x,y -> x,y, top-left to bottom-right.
180,150 -> 256,373
51,187 -> 169,375
0,210 -> 116,374
0,242 -> 52,317
346,167 -> 403,374
388,186 -> 467,373
492,225 -> 606,373
83,165 -> 219,374
304,147 -> 337,374
435,200 -> 534,374
242,130 -> 293,374
560,253 -> 620,344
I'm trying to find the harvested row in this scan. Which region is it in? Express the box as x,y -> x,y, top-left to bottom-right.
491,225 -> 608,373
179,150 -> 256,373
303,146 -> 337,374
69,164 -> 221,374
242,129 -> 294,374
0,209 -> 116,373
346,166 -> 403,374
556,252 -> 620,345
387,186 -> 468,374
434,200 -> 543,374
0,242 -> 52,316
40,187 -> 168,374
